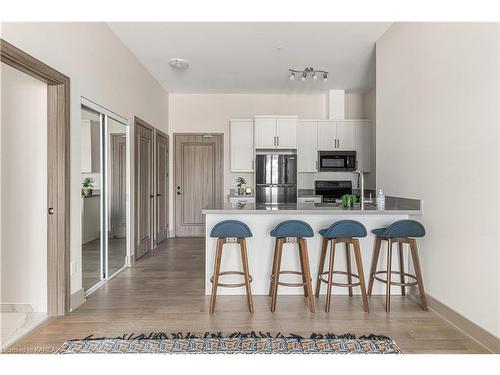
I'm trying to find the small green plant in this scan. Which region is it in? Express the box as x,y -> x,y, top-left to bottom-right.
236,177 -> 247,188
82,178 -> 94,196
341,194 -> 358,208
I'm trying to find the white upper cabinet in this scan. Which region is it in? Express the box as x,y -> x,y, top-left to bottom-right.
317,120 -> 356,151
254,117 -> 276,149
317,120 -> 338,151
297,120 -> 318,172
355,120 -> 371,172
275,118 -> 297,148
336,121 -> 356,151
254,116 -> 297,149
230,120 -> 254,172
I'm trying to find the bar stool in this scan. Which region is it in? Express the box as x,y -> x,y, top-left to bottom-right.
367,219 -> 428,312
269,220 -> 315,313
315,220 -> 369,313
209,220 -> 254,314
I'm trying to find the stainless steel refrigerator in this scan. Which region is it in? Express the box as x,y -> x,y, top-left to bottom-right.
255,154 -> 297,204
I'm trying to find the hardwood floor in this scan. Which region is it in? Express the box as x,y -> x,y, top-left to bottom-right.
6,237 -> 488,354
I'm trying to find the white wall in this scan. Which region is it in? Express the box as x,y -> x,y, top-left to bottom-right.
0,63 -> 48,311
1,23 -> 169,297
376,23 -> 500,337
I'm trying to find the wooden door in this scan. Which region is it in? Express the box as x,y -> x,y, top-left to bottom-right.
156,130 -> 169,244
275,118 -> 297,148
110,133 -> 127,238
174,134 -> 223,237
336,121 -> 356,150
254,117 -> 276,148
134,117 -> 154,259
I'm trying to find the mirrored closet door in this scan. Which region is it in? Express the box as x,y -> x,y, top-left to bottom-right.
81,101 -> 128,295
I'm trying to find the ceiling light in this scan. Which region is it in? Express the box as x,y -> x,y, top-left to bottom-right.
288,67 -> 329,83
168,58 -> 190,69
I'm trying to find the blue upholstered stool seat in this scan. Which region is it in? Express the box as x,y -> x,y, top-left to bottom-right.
371,219 -> 425,238
210,220 -> 253,238
319,220 -> 367,238
270,220 -> 314,238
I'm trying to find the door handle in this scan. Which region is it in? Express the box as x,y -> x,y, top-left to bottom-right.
48,207 -> 54,215
157,193 -> 161,197
150,194 -> 154,198
177,191 -> 182,195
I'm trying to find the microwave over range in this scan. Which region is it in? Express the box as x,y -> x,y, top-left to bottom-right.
318,151 -> 356,172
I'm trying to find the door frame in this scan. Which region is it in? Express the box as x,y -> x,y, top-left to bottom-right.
173,133 -> 224,237
155,129 -> 169,246
1,39 -> 70,316
133,116 -> 154,261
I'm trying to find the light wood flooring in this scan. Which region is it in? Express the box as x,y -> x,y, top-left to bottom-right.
7,238 -> 488,354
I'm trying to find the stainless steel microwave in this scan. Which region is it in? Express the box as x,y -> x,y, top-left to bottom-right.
318,151 -> 356,172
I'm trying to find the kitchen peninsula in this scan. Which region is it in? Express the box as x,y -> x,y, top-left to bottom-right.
202,196 -> 423,296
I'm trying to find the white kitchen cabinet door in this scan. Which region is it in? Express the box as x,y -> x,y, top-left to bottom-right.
254,117 -> 276,148
317,120 -> 337,151
275,118 -> 297,149
230,120 -> 254,172
355,120 -> 371,172
297,120 -> 318,172
336,121 -> 356,150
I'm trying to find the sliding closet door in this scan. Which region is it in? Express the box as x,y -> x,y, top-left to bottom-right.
156,130 -> 169,245
134,117 -> 154,260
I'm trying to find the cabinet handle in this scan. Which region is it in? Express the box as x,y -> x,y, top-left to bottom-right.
316,160 -> 318,170
277,136 -> 279,147
252,160 -> 254,170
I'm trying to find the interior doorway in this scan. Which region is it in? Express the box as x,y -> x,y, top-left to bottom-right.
174,134 -> 224,237
155,130 -> 169,245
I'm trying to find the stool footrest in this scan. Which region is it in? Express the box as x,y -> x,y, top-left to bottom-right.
372,270 -> 418,287
210,271 -> 253,288
270,270 -> 311,288
319,271 -> 361,288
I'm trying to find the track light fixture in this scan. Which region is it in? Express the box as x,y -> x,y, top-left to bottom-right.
289,67 -> 328,82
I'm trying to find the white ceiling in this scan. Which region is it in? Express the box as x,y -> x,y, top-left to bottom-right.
108,22 -> 391,94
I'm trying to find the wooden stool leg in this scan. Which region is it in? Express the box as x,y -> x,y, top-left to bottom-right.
367,237 -> 382,296
268,238 -> 279,296
209,239 -> 223,314
346,242 -> 353,297
398,242 -> 406,296
410,239 -> 428,311
298,238 -> 309,297
300,238 -> 315,313
239,238 -> 254,314
315,238 -> 328,297
353,239 -> 369,313
271,239 -> 283,312
325,239 -> 336,313
385,239 -> 393,312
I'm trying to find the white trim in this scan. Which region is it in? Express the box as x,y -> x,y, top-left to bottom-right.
70,288 -> 86,311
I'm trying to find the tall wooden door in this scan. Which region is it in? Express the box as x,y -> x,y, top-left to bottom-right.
174,134 -> 223,237
134,117 -> 154,260
156,130 -> 169,244
110,133 -> 127,238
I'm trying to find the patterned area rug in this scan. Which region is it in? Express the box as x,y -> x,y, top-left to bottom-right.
57,332 -> 403,354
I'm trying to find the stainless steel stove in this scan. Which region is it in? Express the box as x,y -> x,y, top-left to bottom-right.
314,180 -> 353,203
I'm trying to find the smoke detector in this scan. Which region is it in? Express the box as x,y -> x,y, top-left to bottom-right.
168,58 -> 190,70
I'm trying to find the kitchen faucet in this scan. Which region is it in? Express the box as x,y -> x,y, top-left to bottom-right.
354,169 -> 365,211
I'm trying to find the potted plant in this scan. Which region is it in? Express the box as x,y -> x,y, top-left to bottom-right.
82,177 -> 94,197
340,194 -> 358,208
236,177 -> 247,195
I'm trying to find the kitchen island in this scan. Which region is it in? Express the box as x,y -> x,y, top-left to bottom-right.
202,196 -> 423,296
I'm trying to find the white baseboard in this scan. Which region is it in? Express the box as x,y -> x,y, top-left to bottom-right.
70,288 -> 86,311
408,289 -> 500,353
125,254 -> 135,266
